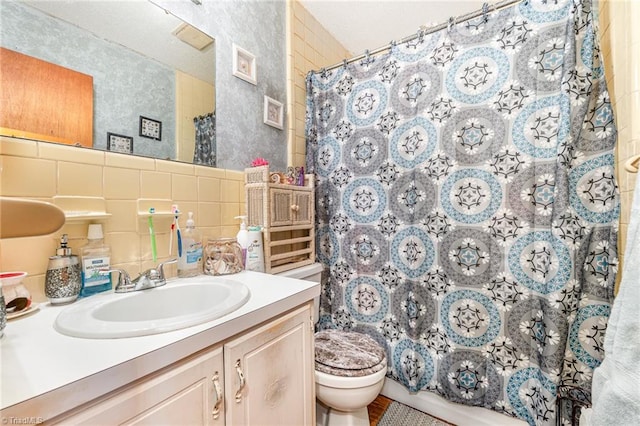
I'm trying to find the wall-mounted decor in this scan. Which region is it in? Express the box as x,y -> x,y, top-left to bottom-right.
263,96 -> 283,130
139,116 -> 162,140
232,44 -> 256,85
107,132 -> 133,154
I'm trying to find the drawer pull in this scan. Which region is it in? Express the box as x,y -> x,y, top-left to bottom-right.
211,372 -> 223,419
235,359 -> 246,403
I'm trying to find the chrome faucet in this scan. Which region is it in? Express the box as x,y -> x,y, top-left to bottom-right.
101,259 -> 177,293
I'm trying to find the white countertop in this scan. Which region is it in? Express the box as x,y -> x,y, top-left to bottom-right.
0,271 -> 319,421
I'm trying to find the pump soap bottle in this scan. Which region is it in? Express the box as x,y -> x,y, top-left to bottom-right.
235,215 -> 250,268
79,224 -> 112,297
45,234 -> 82,304
177,212 -> 203,277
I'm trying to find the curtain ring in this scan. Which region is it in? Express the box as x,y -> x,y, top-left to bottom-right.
482,2 -> 489,22
343,59 -> 348,68
447,17 -> 456,33
365,49 -> 371,61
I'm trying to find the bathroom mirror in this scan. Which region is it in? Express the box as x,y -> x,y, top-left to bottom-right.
0,0 -> 216,165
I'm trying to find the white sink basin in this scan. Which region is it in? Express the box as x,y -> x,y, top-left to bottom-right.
54,277 -> 251,338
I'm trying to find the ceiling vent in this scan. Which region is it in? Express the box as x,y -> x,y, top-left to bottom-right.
173,23 -> 214,51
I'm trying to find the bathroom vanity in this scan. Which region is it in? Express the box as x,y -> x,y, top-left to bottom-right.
0,271 -> 319,425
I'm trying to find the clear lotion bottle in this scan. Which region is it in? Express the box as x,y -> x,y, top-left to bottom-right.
178,212 -> 203,277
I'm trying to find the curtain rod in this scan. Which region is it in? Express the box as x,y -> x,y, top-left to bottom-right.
317,0 -> 524,73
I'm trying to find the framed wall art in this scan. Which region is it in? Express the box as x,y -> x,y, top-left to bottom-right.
263,96 -> 284,130
139,116 -> 162,140
107,132 -> 133,154
232,43 -> 257,85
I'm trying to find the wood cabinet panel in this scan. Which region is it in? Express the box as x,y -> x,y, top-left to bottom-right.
0,48 -> 93,147
51,346 -> 224,426
224,304 -> 315,426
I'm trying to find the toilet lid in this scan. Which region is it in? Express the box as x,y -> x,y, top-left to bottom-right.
315,330 -> 386,377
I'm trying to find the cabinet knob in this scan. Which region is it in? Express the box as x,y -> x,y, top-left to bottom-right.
290,204 -> 299,212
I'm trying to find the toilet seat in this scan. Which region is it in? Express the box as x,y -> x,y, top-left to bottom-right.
315,330 -> 386,377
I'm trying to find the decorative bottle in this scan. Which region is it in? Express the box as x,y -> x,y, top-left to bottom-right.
45,234 -> 82,304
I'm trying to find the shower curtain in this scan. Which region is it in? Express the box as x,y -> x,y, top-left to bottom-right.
193,113 -> 216,167
305,1 -> 618,425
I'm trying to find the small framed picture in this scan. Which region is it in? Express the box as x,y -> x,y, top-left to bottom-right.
232,44 -> 257,85
263,96 -> 284,130
139,116 -> 162,140
107,132 -> 133,154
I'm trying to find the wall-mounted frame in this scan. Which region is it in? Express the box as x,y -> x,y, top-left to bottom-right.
264,96 -> 284,130
232,44 -> 257,85
107,132 -> 133,154
139,116 -> 162,140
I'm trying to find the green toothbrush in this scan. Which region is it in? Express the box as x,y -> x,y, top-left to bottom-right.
148,208 -> 157,262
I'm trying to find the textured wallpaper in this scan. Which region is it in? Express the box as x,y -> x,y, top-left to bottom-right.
1,0 -> 287,171
154,0 -> 288,171
1,2 -> 177,160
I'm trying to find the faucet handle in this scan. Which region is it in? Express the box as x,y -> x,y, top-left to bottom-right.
100,269 -> 133,292
157,259 -> 177,281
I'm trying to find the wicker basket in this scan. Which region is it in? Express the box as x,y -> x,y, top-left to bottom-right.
244,165 -> 315,274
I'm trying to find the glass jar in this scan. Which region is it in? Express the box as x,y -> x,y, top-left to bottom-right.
204,238 -> 244,275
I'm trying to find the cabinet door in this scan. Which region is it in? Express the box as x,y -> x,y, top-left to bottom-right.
53,346 -> 225,426
270,188 -> 294,226
224,303 -> 315,426
292,191 -> 313,225
0,48 -> 93,147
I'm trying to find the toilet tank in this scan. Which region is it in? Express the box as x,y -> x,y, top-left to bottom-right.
276,263 -> 322,322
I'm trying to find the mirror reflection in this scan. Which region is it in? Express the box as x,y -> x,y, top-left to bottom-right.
0,0 -> 216,166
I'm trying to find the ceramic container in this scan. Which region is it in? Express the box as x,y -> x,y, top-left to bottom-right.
0,271 -> 31,313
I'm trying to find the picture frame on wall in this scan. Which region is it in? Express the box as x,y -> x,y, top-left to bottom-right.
107,132 -> 133,154
139,116 -> 162,140
263,96 -> 284,130
232,43 -> 257,85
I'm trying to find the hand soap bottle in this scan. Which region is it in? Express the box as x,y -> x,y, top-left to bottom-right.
45,234 -> 82,304
235,215 -> 250,268
79,224 -> 112,297
178,212 -> 203,277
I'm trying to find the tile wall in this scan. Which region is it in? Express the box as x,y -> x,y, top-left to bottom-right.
598,0 -> 640,289
286,1 -> 352,167
0,136 -> 244,302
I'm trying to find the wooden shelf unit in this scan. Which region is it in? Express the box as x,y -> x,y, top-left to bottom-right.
245,166 -> 315,274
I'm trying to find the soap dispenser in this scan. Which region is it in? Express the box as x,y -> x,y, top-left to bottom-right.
235,215 -> 250,267
177,212 -> 203,278
45,234 -> 82,304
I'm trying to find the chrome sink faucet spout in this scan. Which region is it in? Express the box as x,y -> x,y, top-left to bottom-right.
100,259 -> 177,293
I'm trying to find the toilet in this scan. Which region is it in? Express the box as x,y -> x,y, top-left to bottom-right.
277,263 -> 388,426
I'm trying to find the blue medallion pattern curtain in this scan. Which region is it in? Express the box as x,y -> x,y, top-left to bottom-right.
305,1 -> 618,425
193,113 -> 216,167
